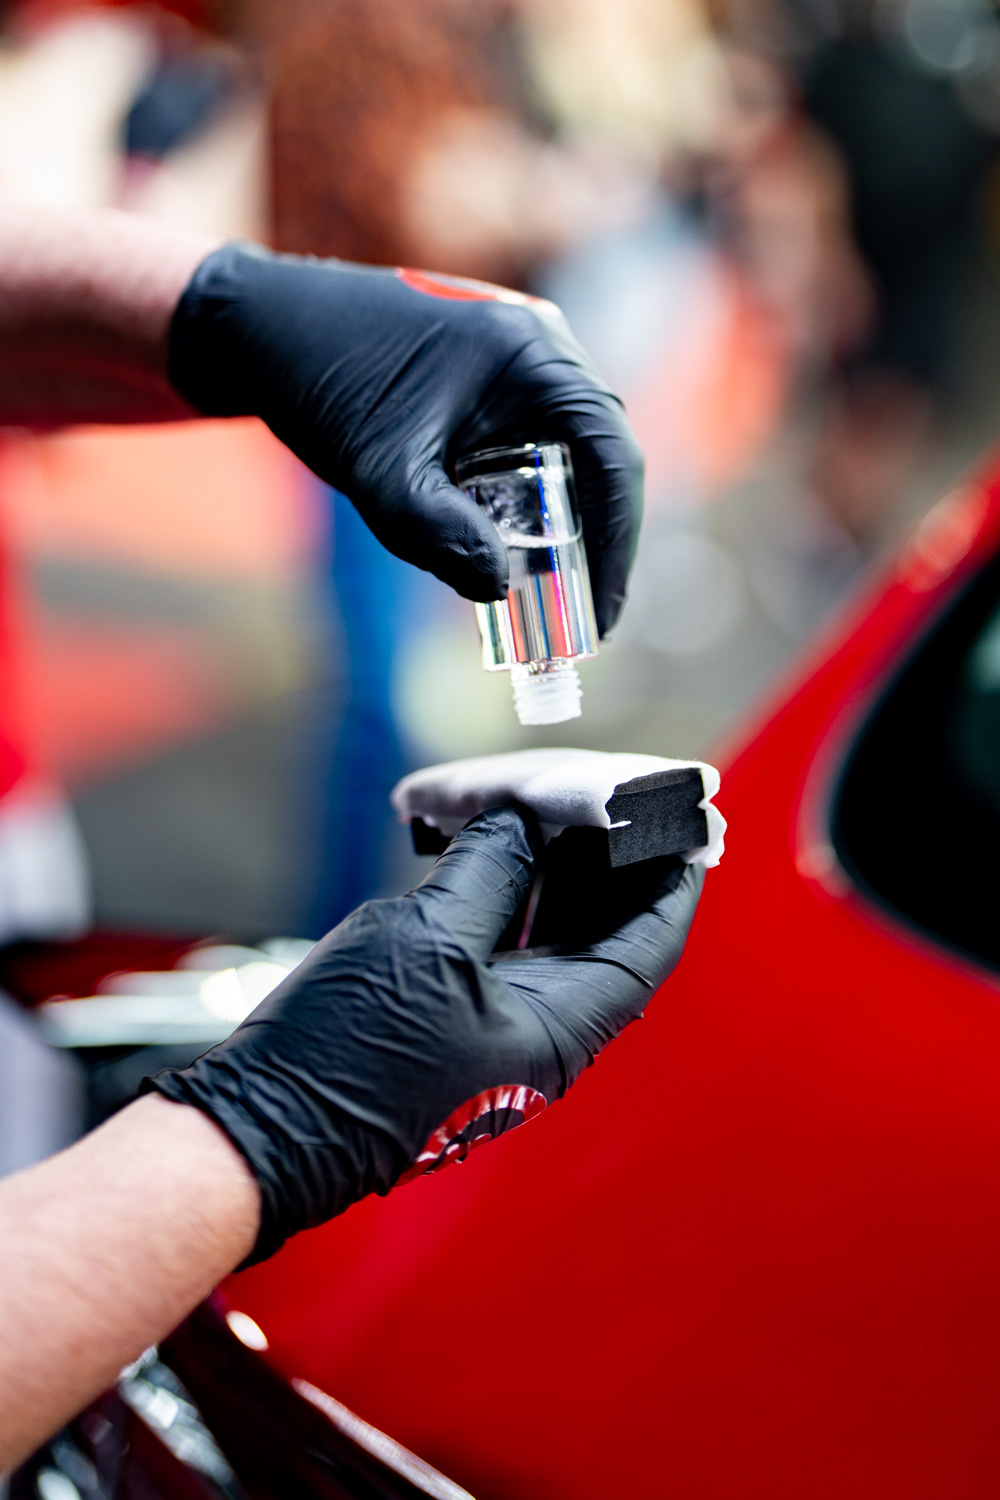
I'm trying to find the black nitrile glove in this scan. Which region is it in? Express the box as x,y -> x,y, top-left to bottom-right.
168,248 -> 642,635
143,806 -> 702,1263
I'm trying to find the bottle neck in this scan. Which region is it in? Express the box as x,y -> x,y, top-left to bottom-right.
511,661 -> 582,726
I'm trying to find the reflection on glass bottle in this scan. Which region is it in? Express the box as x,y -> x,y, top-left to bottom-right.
456,443 -> 599,725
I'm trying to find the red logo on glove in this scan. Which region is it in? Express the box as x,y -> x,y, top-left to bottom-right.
396,267 -> 543,308
398,1084 -> 547,1185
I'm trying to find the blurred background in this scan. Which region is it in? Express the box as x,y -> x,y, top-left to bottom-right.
3,0 -> 1000,943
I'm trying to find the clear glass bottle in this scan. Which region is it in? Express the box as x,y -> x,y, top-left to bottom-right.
455,442 -> 599,725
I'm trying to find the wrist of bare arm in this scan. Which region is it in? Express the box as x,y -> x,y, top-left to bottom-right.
0,207 -> 222,426
0,1094 -> 260,1474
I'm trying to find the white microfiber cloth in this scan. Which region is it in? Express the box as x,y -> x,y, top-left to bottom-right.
391,748 -> 726,868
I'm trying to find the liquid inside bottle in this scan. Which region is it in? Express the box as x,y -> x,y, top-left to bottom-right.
475,532 -> 597,668
456,443 -> 599,725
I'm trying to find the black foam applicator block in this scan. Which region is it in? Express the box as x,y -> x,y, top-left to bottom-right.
604,766 -> 707,867
410,816 -> 451,856
408,766 -> 707,867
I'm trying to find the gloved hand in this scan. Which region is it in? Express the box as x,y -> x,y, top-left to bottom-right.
168,248 -> 642,636
143,806 -> 702,1263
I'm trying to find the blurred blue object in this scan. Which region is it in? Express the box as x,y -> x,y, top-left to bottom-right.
124,51 -> 237,160
300,487 -> 421,937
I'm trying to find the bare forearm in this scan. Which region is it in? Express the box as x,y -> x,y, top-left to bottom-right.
0,207 -> 220,426
0,1095 -> 259,1472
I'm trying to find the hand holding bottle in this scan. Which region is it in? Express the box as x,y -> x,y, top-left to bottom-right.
168,249 -> 643,636
144,805 -> 702,1263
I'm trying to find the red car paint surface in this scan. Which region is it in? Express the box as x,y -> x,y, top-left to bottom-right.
229,466 -> 1000,1498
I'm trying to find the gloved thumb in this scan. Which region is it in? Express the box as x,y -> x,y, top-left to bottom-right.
406,805 -> 540,960
352,463 -> 510,603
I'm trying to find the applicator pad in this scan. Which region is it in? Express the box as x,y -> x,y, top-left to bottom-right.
391,748 -> 725,869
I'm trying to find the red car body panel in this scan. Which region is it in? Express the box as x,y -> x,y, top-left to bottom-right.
228,466 -> 1000,1498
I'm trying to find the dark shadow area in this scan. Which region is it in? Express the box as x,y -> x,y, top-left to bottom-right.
833,540 -> 1000,972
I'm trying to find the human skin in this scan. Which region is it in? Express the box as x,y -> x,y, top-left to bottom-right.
0,214 -> 254,1467
0,209 -> 257,1468
0,206 -> 219,426
0,1094 -> 260,1474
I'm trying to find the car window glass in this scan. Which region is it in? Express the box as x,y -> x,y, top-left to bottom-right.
833,547 -> 1000,972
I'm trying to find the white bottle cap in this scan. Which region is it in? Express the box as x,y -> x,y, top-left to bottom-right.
511,662 -> 582,725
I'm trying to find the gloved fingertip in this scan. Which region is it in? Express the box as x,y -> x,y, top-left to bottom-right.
413,479 -> 510,603
595,593 -> 625,640
449,801 -> 542,861
413,803 -> 540,956
591,568 -> 629,637
441,527 -> 509,605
